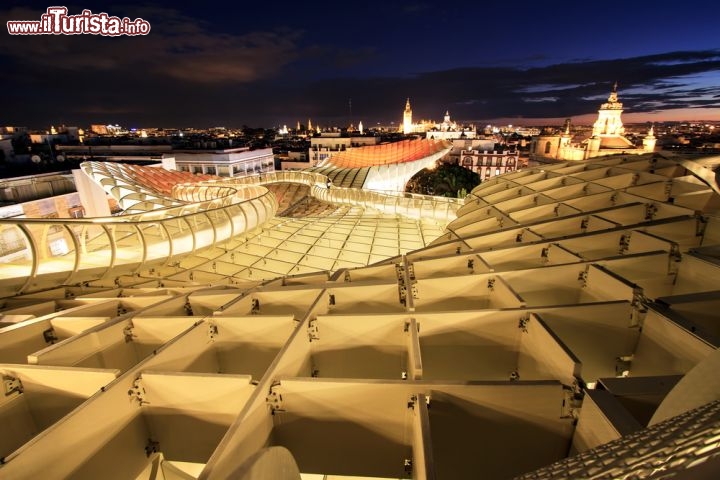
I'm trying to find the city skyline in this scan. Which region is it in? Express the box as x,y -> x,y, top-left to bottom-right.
2,1 -> 720,128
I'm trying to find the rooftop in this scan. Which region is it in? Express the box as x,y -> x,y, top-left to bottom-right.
0,152 -> 718,479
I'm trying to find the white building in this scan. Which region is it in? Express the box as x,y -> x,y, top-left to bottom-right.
425,111 -> 477,140
174,147 -> 275,177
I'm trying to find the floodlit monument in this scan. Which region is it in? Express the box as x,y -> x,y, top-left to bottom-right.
531,83 -> 657,161
0,141 -> 719,479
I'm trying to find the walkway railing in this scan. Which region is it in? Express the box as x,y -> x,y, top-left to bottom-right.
0,186 -> 277,296
0,167 -> 459,296
224,170 -> 461,222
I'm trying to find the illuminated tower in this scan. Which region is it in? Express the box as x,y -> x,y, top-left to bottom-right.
403,98 -> 413,134
308,118 -> 313,132
557,118 -> 574,159
359,121 -> 364,135
643,124 -> 657,152
592,82 -> 626,137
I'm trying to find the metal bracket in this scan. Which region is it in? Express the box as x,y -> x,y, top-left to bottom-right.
407,394 -> 418,409
630,289 -> 648,327
561,381 -> 584,420
43,327 -> 58,344
144,439 -> 159,457
308,319 -> 319,342
250,298 -> 260,314
208,323 -> 219,342
577,268 -> 589,287
618,233 -> 631,254
406,263 -> 416,281
615,355 -> 633,377
664,180 -> 673,200
3,375 -> 23,396
696,216 -> 708,237
127,377 -> 148,406
644,203 -> 658,221
395,264 -> 404,282
404,458 -> 413,475
518,315 -> 529,333
123,324 -> 136,343
266,387 -> 285,415
668,244 -> 682,277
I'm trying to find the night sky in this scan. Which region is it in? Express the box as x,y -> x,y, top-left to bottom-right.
2,1 -> 720,129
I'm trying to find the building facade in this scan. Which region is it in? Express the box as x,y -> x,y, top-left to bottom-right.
459,148 -> 520,180
174,147 -> 275,177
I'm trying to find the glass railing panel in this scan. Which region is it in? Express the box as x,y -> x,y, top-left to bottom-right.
206,209 -> 231,242
162,217 -> 195,258
241,202 -> 259,229
136,222 -> 171,262
68,223 -> 112,276
107,223 -> 144,266
225,204 -> 246,238
186,212 -> 215,251
0,223 -> 34,294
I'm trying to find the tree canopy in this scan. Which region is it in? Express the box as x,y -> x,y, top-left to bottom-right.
405,163 -> 480,198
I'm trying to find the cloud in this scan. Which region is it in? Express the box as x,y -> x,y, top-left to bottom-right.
2,7 -> 719,132
0,6 -> 302,83
292,49 -> 720,123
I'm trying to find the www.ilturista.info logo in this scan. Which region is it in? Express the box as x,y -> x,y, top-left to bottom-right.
7,7 -> 151,36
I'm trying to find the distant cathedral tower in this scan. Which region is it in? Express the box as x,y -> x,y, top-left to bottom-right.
403,98 -> 413,134
592,82 -> 626,137
643,124 -> 657,152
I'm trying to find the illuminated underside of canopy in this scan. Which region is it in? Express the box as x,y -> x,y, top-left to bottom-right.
0,152 -> 719,479
311,138 -> 453,191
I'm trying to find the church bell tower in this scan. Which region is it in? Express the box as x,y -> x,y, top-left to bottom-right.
403,98 -> 413,134
592,82 -> 626,137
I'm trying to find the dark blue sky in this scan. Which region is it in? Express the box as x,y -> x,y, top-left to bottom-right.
2,1 -> 720,128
